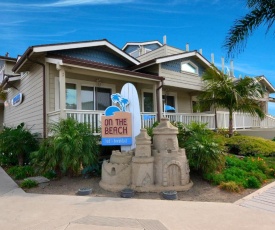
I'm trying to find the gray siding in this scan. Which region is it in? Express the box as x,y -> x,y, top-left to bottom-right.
137,45 -> 183,63
137,46 -> 166,63
4,64 -> 43,136
160,68 -> 203,91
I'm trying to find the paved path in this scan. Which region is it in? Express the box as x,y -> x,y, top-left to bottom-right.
1,167 -> 275,230
235,181 -> 275,213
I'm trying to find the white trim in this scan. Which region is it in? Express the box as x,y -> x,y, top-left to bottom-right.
122,41 -> 162,50
156,52 -> 211,66
162,92 -> 178,113
181,60 -> 199,74
33,40 -> 140,65
45,58 -> 63,65
258,76 -> 275,93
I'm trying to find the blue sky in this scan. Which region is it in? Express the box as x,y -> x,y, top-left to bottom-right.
1,0 -> 275,114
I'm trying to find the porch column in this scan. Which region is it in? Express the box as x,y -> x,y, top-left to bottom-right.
57,65 -> 66,119
156,81 -> 163,121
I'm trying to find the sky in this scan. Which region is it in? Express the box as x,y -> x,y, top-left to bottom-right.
1,0 -> 275,114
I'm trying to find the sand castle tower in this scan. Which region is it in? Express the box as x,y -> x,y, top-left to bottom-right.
153,118 -> 190,188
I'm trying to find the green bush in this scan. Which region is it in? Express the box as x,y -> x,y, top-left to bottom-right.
7,165 -> 35,180
31,118 -> 99,178
20,179 -> 38,189
146,121 -> 159,139
204,155 -> 275,191
225,135 -> 275,156
0,123 -> 39,166
180,122 -> 225,173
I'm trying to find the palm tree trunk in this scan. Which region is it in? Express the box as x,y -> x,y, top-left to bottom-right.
18,153 -> 24,166
229,110 -> 233,137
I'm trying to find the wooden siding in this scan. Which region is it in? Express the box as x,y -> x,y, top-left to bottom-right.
137,45 -> 183,63
137,47 -> 166,63
177,91 -> 192,113
160,68 -> 203,91
4,64 -> 43,136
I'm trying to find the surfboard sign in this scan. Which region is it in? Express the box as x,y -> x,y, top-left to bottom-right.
120,83 -> 141,151
101,93 -> 132,146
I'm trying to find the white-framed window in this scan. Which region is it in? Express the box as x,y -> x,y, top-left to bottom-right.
162,92 -> 177,113
55,77 -> 115,111
142,89 -> 155,112
181,61 -> 198,74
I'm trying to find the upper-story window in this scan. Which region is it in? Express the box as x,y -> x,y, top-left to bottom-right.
181,61 -> 198,74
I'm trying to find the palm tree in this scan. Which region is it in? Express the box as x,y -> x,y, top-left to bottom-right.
224,0 -> 275,57
198,66 -> 265,136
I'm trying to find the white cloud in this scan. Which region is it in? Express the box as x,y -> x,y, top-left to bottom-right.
2,0 -> 134,8
43,0 -> 134,7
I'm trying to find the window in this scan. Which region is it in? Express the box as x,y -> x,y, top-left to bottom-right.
81,86 -> 94,110
143,92 -> 154,112
66,83 -> 77,109
57,79 -> 114,111
181,61 -> 198,74
95,87 -> 112,110
163,95 -> 175,113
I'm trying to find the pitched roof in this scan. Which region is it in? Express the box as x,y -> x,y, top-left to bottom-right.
131,51 -> 211,71
0,55 -> 17,62
256,75 -> 275,93
46,54 -> 165,82
122,40 -> 163,50
13,39 -> 140,72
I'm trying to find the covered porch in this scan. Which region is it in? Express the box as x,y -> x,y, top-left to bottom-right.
48,110 -> 275,135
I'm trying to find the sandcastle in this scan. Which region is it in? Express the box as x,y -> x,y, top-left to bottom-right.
99,118 -> 193,192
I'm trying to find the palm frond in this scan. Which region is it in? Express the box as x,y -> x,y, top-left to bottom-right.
224,0 -> 275,57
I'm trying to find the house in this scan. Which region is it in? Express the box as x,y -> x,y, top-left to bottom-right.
1,38 -> 275,138
0,54 -> 17,130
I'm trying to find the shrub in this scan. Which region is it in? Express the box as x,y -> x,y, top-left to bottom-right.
31,118 -> 99,178
246,176 -> 261,188
146,121 -> 159,139
0,123 -> 39,166
181,122 -> 225,173
219,181 -> 243,193
205,155 -> 275,191
20,179 -> 38,189
7,165 -> 35,180
225,135 -> 275,156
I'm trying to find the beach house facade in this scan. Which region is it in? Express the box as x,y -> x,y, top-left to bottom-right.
1,38 -> 275,138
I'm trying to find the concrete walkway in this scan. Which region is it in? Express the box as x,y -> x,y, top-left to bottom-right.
1,167 -> 275,230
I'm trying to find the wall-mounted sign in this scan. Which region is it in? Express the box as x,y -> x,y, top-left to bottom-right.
101,93 -> 132,146
11,93 -> 23,106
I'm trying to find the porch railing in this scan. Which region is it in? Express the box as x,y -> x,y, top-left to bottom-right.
47,110 -> 275,135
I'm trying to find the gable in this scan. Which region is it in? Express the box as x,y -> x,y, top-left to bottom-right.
49,46 -> 133,68
161,57 -> 206,76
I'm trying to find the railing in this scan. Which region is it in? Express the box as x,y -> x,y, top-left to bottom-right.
163,113 -> 216,129
47,110 -> 275,134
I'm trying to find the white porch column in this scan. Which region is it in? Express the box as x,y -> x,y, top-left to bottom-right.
57,65 -> 66,119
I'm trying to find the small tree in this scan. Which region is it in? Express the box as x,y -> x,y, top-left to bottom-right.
198,66 -> 265,137
0,123 -> 39,166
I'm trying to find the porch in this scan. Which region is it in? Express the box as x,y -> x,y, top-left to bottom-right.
47,110 -> 275,135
